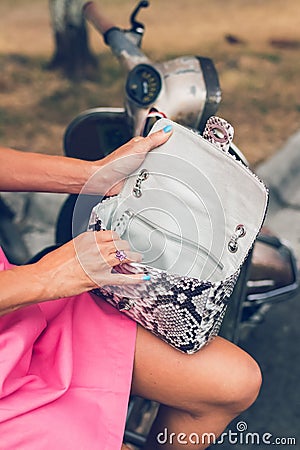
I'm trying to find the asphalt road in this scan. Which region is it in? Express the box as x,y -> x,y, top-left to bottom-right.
214,290 -> 300,449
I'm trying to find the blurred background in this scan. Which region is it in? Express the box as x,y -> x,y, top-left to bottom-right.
1,0 -> 300,166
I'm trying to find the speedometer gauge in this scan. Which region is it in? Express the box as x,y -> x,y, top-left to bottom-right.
126,64 -> 162,107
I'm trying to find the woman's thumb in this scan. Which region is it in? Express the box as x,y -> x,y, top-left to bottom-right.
104,273 -> 151,287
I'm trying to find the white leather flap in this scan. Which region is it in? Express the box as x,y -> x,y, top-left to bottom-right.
92,119 -> 268,282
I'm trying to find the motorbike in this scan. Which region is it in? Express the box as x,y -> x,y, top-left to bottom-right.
0,195 -> 31,265
52,1 -> 298,446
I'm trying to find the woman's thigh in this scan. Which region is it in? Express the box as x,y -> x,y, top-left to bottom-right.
131,325 -> 261,413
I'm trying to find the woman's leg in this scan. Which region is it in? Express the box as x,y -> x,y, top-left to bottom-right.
131,326 -> 262,450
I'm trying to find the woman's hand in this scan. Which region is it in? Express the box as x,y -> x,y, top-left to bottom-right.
0,231 -> 147,316
86,125 -> 173,195
35,231 -> 147,300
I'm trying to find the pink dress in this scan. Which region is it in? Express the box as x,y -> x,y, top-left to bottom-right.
0,247 -> 137,450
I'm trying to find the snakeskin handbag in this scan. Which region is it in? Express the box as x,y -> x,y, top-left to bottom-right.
89,117 -> 268,353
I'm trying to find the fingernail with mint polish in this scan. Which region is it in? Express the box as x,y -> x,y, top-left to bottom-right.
143,274 -> 151,281
163,125 -> 172,133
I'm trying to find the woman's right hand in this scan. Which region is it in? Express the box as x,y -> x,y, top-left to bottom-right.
35,231 -> 146,300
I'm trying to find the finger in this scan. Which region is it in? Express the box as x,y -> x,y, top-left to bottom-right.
112,239 -> 131,252
103,272 -> 151,287
129,124 -> 173,155
95,230 -> 120,242
107,250 -> 142,266
121,251 -> 142,263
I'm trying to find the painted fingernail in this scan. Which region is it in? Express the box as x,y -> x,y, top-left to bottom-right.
143,274 -> 151,281
163,125 -> 172,133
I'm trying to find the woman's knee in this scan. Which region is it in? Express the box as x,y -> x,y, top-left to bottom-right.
193,339 -> 262,416
133,328 -> 261,418
222,351 -> 262,414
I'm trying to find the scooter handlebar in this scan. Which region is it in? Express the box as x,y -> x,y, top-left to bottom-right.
82,1 -> 150,71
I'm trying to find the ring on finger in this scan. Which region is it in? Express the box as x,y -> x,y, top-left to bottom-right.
115,249 -> 127,262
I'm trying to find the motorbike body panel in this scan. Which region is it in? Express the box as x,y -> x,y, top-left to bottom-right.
64,108 -> 132,160
125,56 -> 221,136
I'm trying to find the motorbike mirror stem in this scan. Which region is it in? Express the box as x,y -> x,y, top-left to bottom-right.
128,0 -> 149,47
83,1 -> 151,72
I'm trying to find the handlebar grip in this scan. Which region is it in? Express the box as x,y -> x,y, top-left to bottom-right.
83,1 -> 150,71
83,1 -> 115,36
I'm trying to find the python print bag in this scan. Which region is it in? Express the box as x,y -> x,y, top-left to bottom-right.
89,117 -> 268,353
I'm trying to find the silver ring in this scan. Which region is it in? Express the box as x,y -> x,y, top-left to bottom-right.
115,250 -> 127,262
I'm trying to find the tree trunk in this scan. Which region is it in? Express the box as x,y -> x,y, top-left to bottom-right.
48,0 -> 98,79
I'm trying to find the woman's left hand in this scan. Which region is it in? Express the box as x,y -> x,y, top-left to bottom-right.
86,125 -> 172,195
